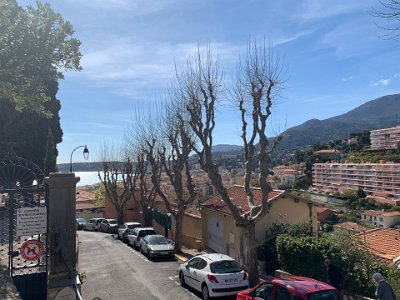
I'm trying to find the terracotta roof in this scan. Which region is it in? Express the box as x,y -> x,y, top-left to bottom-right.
362,210 -> 383,217
201,185 -> 285,215
316,207 -> 336,214
382,211 -> 400,217
355,228 -> 400,263
333,222 -> 369,233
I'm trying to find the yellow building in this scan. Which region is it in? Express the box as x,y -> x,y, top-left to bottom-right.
200,185 -> 316,268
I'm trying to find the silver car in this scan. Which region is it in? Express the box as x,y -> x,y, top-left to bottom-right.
117,222 -> 141,242
100,219 -> 118,233
138,234 -> 175,259
127,227 -> 156,249
84,218 -> 105,231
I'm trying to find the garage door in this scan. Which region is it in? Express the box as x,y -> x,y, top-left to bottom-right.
207,217 -> 224,253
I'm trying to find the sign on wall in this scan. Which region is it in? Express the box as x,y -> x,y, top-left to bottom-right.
16,207 -> 47,236
20,240 -> 43,261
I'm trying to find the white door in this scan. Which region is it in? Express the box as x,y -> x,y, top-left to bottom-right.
207,216 -> 224,253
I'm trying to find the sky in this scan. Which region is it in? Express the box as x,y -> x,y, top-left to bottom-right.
17,0 -> 400,164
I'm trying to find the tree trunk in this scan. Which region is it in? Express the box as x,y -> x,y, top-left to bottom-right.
143,210 -> 153,227
174,212 -> 184,252
117,208 -> 124,225
246,221 -> 259,287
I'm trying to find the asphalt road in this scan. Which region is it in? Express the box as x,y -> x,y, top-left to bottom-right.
77,230 -> 236,300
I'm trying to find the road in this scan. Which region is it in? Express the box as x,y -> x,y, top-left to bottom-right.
77,231 -> 236,300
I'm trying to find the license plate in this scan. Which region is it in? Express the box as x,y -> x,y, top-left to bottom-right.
225,278 -> 238,283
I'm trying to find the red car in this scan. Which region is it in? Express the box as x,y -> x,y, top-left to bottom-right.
236,276 -> 340,300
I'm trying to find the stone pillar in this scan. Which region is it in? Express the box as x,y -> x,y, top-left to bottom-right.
45,173 -> 80,300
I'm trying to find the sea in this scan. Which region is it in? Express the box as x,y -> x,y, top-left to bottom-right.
75,171 -> 101,186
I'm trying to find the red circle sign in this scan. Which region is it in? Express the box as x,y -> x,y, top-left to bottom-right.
20,240 -> 43,261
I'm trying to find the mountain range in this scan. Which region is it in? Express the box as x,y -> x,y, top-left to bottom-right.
277,93 -> 400,150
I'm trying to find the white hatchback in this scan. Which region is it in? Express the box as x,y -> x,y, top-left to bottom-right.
178,253 -> 248,300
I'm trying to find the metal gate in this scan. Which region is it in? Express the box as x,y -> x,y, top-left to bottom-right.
0,155 -> 48,300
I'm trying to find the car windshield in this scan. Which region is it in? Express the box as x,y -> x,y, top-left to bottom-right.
210,260 -> 242,274
109,220 -> 117,224
308,290 -> 340,300
128,224 -> 140,229
77,218 -> 86,223
148,236 -> 169,245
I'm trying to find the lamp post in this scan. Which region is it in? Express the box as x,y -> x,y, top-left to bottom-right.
69,145 -> 89,172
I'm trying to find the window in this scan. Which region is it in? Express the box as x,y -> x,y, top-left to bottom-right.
379,217 -> 383,222
308,290 -> 340,300
210,260 -> 242,274
187,257 -> 202,268
275,286 -> 291,300
253,284 -> 273,300
197,259 -> 207,270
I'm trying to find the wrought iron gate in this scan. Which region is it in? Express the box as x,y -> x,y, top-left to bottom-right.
0,155 -> 48,300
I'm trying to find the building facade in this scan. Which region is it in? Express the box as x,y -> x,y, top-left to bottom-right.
370,125 -> 400,150
312,161 -> 400,205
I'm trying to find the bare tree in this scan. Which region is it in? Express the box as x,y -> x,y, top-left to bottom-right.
98,143 -> 132,224
372,0 -> 400,40
147,102 -> 197,252
173,42 -> 284,286
125,106 -> 161,227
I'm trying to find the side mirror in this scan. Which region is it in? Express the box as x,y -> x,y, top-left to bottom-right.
185,265 -> 190,270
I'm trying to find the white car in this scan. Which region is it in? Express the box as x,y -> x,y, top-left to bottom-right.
138,234 -> 175,259
178,253 -> 249,300
117,222 -> 141,242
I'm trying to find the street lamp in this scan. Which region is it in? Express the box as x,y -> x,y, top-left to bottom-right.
70,145 -> 89,172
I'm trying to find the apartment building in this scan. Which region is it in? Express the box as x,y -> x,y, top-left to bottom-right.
312,161 -> 400,205
370,125 -> 400,150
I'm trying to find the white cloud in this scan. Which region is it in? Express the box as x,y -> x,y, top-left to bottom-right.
370,79 -> 391,87
342,76 -> 353,82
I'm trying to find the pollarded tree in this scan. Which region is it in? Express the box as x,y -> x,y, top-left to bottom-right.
372,0 -> 400,40
147,102 -> 196,252
174,42 -> 284,286
98,143 -> 132,225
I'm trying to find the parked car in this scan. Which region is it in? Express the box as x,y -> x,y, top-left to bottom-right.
178,253 -> 249,300
138,234 -> 175,259
117,222 -> 142,242
127,227 -> 156,249
84,218 -> 105,231
236,276 -> 339,300
100,219 -> 118,233
76,218 -> 87,230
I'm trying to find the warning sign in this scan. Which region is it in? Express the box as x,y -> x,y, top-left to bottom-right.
16,206 -> 47,237
20,240 -> 43,261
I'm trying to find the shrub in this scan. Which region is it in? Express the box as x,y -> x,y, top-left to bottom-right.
276,232 -> 400,297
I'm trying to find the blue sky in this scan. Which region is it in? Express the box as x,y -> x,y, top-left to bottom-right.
18,0 -> 400,163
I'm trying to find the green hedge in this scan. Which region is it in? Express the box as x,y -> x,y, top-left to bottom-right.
276,233 -> 400,297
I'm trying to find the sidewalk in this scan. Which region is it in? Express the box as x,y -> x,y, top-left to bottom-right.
174,246 -> 204,262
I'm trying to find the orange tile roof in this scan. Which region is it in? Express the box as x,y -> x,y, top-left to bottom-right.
355,228 -> 400,263
382,211 -> 400,217
316,207 -> 336,214
201,185 -> 285,215
362,210 -> 383,217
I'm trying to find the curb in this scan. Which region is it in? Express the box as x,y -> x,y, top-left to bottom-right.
175,254 -> 189,262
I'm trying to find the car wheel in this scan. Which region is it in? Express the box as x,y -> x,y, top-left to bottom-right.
92,227 -> 95,232
179,271 -> 185,287
202,284 -> 210,300
146,250 -> 151,258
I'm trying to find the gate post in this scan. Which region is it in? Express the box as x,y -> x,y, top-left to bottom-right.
45,173 -> 80,300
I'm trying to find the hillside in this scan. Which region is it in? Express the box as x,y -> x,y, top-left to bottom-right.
278,94 -> 400,150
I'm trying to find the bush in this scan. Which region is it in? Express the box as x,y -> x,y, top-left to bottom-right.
276,232 -> 400,297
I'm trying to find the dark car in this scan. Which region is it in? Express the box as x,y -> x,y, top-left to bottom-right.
76,218 -> 87,230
